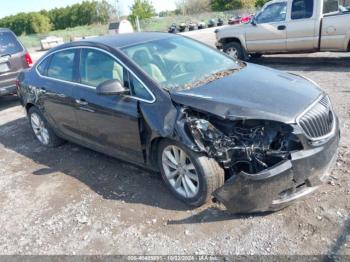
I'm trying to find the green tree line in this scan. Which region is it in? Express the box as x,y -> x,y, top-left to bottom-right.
210,0 -> 270,11
130,0 -> 271,21
170,0 -> 270,16
0,0 -> 113,35
1,0 -> 271,36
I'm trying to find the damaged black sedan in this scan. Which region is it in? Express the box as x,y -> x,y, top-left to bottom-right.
17,33 -> 340,213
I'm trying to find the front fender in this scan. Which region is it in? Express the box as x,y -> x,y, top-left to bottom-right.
216,27 -> 247,50
140,102 -> 198,170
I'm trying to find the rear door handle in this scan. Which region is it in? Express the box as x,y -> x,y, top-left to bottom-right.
75,99 -> 88,106
277,25 -> 286,30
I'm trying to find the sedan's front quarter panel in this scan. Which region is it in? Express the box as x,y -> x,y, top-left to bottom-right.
139,98 -> 200,170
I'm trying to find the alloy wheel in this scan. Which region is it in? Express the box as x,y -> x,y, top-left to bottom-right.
31,113 -> 50,145
226,47 -> 238,59
162,145 -> 199,198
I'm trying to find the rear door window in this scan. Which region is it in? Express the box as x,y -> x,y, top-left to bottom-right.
47,50 -> 76,82
37,57 -> 50,76
291,0 -> 314,19
0,31 -> 23,55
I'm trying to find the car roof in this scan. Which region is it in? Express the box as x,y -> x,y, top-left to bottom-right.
266,0 -> 287,5
70,32 -> 177,49
0,28 -> 13,33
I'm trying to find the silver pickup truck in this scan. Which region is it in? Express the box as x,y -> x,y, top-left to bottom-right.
215,0 -> 350,60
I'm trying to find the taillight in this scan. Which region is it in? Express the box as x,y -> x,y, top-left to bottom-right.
24,53 -> 33,68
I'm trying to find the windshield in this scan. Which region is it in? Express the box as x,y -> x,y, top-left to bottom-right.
0,32 -> 23,56
122,36 -> 244,91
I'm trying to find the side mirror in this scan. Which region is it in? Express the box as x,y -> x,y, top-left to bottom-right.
96,79 -> 129,96
251,18 -> 257,26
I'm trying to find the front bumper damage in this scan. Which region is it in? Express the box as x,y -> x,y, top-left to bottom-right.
213,122 -> 339,213
182,108 -> 340,213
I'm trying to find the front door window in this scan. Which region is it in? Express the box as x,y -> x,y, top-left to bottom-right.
256,2 -> 288,23
79,49 -> 126,88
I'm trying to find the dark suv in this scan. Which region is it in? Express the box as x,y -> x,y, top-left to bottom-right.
0,28 -> 32,97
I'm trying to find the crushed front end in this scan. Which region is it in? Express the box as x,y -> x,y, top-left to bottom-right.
183,96 -> 340,213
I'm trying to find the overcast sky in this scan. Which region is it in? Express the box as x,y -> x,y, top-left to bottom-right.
0,0 -> 177,19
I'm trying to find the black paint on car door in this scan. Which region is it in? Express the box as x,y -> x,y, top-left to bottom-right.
37,49 -> 81,139
72,48 -> 144,163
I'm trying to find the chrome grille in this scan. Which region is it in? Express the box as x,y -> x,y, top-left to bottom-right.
298,96 -> 334,139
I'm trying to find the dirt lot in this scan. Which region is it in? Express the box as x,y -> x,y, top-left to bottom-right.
0,28 -> 350,256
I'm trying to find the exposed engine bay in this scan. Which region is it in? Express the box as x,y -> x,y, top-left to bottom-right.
185,110 -> 303,174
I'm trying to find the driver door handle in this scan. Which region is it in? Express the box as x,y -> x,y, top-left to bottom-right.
39,87 -> 47,94
277,25 -> 286,30
75,99 -> 88,106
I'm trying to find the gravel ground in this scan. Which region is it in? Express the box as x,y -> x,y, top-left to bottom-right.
0,28 -> 349,256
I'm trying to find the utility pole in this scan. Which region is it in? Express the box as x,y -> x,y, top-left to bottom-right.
115,0 -> 120,20
136,16 -> 141,32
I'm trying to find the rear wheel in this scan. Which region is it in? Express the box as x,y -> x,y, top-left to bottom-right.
158,140 -> 224,207
28,106 -> 65,147
223,42 -> 245,60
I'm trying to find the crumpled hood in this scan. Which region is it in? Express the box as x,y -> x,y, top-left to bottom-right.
170,63 -> 323,123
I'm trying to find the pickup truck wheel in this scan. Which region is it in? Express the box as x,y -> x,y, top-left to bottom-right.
158,139 -> 225,207
28,107 -> 65,147
223,42 -> 245,60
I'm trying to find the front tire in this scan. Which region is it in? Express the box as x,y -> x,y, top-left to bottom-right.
28,106 -> 65,147
223,42 -> 245,60
158,140 -> 224,207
